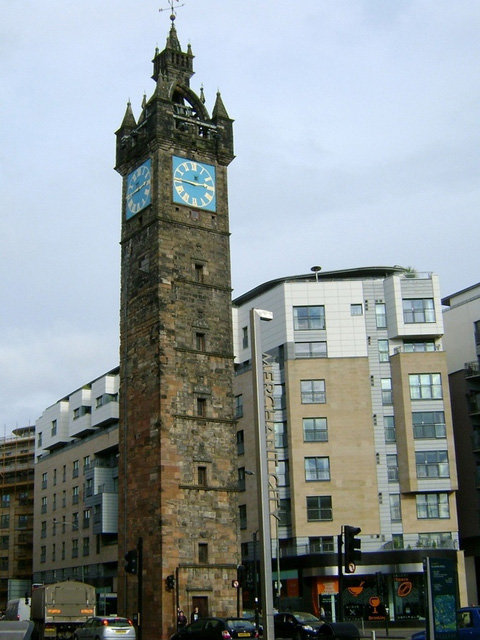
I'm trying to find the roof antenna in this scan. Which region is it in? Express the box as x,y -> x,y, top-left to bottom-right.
159,0 -> 185,23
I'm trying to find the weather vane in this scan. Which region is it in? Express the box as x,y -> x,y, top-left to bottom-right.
159,0 -> 185,23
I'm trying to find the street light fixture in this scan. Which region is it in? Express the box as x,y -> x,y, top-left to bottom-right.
250,308 -> 274,640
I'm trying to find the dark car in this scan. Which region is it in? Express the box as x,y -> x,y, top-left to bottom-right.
170,617 -> 258,640
274,612 -> 324,640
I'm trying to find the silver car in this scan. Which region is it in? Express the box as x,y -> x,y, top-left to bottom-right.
74,616 -> 136,640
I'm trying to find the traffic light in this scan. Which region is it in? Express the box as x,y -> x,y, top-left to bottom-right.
125,549 -> 138,574
166,574 -> 176,590
344,525 -> 361,573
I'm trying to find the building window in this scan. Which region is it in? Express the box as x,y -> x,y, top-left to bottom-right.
415,451 -> 449,478
295,342 -> 327,358
239,505 -> 247,530
301,380 -> 326,404
305,457 -> 330,481
276,460 -> 290,487
275,422 -> 287,448
83,537 -> 90,557
274,384 -> 286,410
51,420 -> 57,436
409,373 -> 443,400
198,543 -> 208,564
238,467 -> 246,492
52,494 -> 57,511
418,532 -> 452,548
350,304 -> 363,316
72,486 -> 79,504
242,326 -> 248,349
73,405 -> 91,420
72,460 -> 79,478
413,412 -> 446,439
62,465 -> 66,482
194,263 -> 204,283
306,496 -> 332,521
278,498 -> 291,527
416,493 -> 450,519
235,395 -> 243,418
196,398 -> 207,417
381,378 -> 393,405
83,456 -> 91,471
41,497 -> 47,514
0,515 -> 10,529
293,306 -> 326,330
72,513 -> 79,531
40,546 -> 46,564
236,430 -> 244,456
72,539 -> 79,558
53,468 -> 57,486
404,340 -> 436,352
378,339 -> 389,362
96,393 -> 118,408
85,478 -> 93,497
198,466 -> 207,487
0,494 -> 10,508
384,416 -> 396,443
390,494 -> 402,522
309,536 -> 334,553
195,332 -> 205,351
42,472 -> 48,489
38,432 -> 42,447
387,455 -> 398,482
403,298 -> 435,324
83,510 -> 90,529
375,303 -> 387,328
303,417 -> 328,442
41,521 -> 47,539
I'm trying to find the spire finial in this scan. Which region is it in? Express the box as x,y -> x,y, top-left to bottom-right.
159,0 -> 185,24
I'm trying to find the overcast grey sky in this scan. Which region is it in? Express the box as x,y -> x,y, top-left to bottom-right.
1,0 -> 479,432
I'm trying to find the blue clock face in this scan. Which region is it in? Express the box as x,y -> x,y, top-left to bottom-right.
126,159 -> 152,219
172,156 -> 216,212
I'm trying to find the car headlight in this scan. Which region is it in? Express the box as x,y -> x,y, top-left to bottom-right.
302,625 -> 314,632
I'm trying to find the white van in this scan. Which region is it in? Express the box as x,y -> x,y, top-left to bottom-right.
5,598 -> 31,621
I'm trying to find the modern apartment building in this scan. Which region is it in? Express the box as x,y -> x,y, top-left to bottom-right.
0,426 -> 35,608
442,282 -> 480,605
33,368 -> 119,607
233,267 -> 464,623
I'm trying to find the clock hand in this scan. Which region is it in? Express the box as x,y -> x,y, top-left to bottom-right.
128,181 -> 149,197
175,177 -> 211,188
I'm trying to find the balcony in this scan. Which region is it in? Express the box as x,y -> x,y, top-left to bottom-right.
466,361 -> 480,379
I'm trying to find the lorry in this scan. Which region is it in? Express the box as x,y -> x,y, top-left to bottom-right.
412,607 -> 480,640
31,581 -> 96,640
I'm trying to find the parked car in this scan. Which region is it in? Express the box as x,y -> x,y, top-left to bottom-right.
74,616 -> 136,640
170,617 -> 258,640
274,612 -> 324,640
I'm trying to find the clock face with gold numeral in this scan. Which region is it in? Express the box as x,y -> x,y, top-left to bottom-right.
172,156 -> 216,212
126,158 -> 152,219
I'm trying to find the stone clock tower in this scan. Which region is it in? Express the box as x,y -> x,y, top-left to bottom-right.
115,16 -> 238,640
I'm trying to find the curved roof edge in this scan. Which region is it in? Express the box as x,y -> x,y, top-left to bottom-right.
233,265 -> 407,307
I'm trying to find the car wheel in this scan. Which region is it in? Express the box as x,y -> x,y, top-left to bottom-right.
294,631 -> 303,640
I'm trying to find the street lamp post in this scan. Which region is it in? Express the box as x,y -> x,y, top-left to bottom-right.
250,308 -> 274,640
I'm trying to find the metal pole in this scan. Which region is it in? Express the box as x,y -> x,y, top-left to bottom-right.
137,537 -> 143,640
252,532 -> 259,632
250,308 -> 274,640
